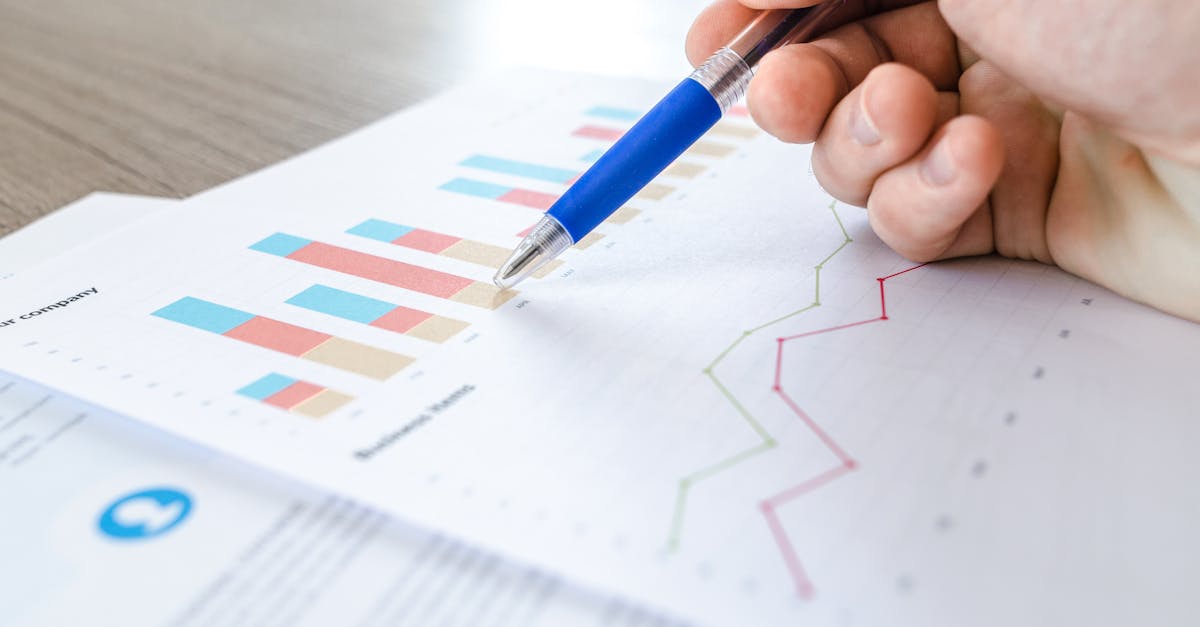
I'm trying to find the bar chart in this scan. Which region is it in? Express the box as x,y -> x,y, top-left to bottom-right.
152,297 -> 413,380
287,285 -> 469,344
237,372 -> 354,418
347,219 -> 562,278
249,233 -> 515,309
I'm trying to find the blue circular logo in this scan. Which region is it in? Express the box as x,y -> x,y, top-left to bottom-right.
97,487 -> 193,541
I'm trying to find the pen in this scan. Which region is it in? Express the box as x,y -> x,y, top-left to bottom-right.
494,1 -> 845,289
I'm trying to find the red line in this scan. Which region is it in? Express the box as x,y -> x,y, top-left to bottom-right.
878,263 -> 927,282
780,317 -> 880,342
879,279 -> 888,320
774,390 -> 856,467
773,339 -> 784,390
761,262 -> 926,598
761,502 -> 815,599
765,463 -> 854,509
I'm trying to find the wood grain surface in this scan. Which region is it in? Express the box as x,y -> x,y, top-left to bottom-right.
0,0 -> 705,235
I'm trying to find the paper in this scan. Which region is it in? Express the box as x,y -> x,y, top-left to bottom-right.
0,194 -> 682,627
0,69 -> 1196,626
0,372 -> 684,627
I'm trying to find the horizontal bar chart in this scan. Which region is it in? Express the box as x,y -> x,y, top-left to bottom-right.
238,373 -> 353,418
348,219 -> 563,278
579,148 -> 605,163
440,178 -> 557,210
153,297 -> 413,380
573,232 -> 605,250
250,233 -> 516,309
460,155 -> 576,185
287,285 -> 469,344
572,125 -> 737,159
585,106 -> 640,122
709,121 -> 760,139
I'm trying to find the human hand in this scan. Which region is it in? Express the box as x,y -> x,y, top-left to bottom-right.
687,0 -> 1200,321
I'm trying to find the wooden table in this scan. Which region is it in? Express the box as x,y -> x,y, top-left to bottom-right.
0,0 -> 705,235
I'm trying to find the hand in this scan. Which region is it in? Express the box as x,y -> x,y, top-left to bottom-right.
687,0 -> 1200,321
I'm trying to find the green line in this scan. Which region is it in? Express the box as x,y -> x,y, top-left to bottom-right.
829,199 -> 852,241
708,373 -> 773,442
746,302 -> 819,335
666,201 -> 854,552
685,440 -> 778,483
666,440 -> 778,550
706,334 -> 748,371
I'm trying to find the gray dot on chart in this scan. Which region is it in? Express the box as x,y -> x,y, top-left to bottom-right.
1005,412 -> 1018,426
896,575 -> 916,594
572,522 -> 588,536
741,578 -> 759,595
935,515 -> 954,532
971,461 -> 989,478
695,562 -> 714,580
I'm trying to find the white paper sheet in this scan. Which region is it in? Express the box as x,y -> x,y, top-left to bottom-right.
0,70 -> 1196,626
0,194 -> 683,627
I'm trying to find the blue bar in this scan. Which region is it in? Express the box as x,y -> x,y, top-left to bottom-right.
250,233 -> 312,257
439,178 -> 510,200
347,219 -> 413,243
460,155 -> 576,184
286,285 -> 394,324
586,106 -> 641,121
237,373 -> 297,400
152,297 -> 255,334
579,148 -> 605,164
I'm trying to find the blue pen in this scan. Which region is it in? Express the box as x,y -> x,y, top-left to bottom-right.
494,2 -> 845,289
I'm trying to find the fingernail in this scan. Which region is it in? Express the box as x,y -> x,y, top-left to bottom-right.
920,136 -> 958,186
849,91 -> 881,146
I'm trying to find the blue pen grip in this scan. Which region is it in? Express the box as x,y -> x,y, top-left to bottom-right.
548,79 -> 722,241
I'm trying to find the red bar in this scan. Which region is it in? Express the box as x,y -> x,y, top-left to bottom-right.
370,306 -> 433,334
572,125 -> 624,142
288,242 -> 474,299
394,229 -> 461,254
225,317 -> 331,356
499,189 -> 557,210
264,381 -> 324,410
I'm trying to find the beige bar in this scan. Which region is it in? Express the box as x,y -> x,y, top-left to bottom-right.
441,239 -> 511,269
665,162 -> 707,179
709,121 -> 759,139
406,315 -> 470,343
605,207 -> 642,225
685,141 -> 737,158
451,282 -> 519,309
634,183 -> 675,202
302,337 -> 413,380
531,259 -> 564,279
292,389 -> 355,418
572,232 -> 605,250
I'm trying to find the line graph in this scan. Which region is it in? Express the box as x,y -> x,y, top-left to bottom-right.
666,202 -> 852,552
664,201 -> 927,599
763,263 -> 925,599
